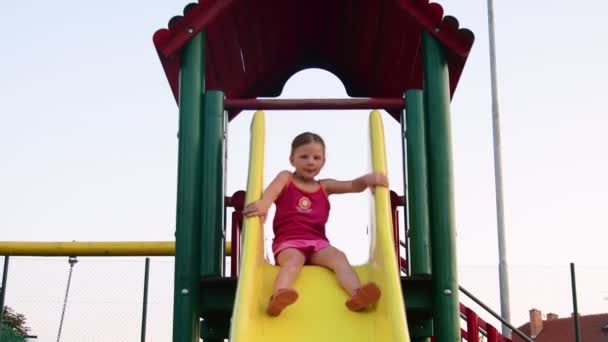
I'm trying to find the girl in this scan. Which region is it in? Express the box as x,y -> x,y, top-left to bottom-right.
242,132 -> 387,316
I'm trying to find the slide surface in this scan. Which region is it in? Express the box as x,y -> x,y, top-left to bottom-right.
229,110 -> 410,342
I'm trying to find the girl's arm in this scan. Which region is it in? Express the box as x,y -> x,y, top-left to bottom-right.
321,172 -> 388,195
242,170 -> 291,217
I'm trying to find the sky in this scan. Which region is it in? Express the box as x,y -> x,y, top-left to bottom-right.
1,1 -> 608,341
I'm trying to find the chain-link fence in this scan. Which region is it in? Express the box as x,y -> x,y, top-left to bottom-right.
1,255 -> 606,341
1,257 -> 174,342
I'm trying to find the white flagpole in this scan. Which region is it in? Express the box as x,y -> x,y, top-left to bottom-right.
486,0 -> 512,337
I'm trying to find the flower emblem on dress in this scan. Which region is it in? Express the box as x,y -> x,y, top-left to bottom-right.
297,196 -> 312,213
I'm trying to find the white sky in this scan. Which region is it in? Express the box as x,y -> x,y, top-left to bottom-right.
1,1 -> 607,341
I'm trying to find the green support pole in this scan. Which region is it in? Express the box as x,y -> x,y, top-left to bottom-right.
200,90 -> 226,278
422,31 -> 460,342
173,31 -> 206,342
199,90 -> 226,341
404,90 -> 432,276
404,90 -> 432,342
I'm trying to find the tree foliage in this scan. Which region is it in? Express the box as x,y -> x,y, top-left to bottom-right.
0,327 -> 26,342
1,306 -> 30,337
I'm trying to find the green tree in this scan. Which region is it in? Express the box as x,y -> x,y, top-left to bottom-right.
1,306 -> 30,341
0,327 -> 26,342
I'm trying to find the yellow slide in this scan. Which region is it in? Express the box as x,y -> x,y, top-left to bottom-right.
229,110 -> 410,342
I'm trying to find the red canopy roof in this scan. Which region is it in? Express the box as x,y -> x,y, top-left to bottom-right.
153,0 -> 474,120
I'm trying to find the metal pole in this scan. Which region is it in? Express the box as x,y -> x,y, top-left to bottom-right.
0,241 -> 232,257
0,241 -> 175,256
198,90 -> 227,341
403,90 -> 432,277
570,263 -> 581,342
141,258 -> 150,342
403,92 -> 432,339
422,31 -> 460,342
199,90 -> 226,278
486,0 -> 511,337
173,30 -> 206,342
56,256 -> 77,342
224,98 -> 405,111
0,256 -> 9,330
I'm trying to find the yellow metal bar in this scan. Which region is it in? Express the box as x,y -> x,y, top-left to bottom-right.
0,241 -> 232,257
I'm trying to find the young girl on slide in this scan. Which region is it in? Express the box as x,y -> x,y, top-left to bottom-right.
242,132 -> 387,316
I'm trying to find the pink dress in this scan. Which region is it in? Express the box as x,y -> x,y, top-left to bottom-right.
272,177 -> 331,262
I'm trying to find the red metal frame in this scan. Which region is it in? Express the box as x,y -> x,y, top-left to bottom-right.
226,191 -> 245,277
224,98 -> 406,111
460,303 -> 512,342
390,191 -> 406,273
399,257 -> 408,272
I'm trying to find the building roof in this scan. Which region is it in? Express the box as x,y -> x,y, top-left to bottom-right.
513,313 -> 608,342
153,0 -> 474,120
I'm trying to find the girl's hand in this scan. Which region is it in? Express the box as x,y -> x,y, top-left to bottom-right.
363,172 -> 388,188
242,200 -> 270,221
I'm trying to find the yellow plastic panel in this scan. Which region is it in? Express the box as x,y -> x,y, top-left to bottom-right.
229,110 -> 410,341
367,110 -> 411,342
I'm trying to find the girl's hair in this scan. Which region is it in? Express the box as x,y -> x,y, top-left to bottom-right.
291,132 -> 325,155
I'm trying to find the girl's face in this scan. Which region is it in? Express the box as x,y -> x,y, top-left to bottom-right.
290,142 -> 326,181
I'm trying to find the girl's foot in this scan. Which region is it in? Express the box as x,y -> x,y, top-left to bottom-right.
346,282 -> 381,311
267,288 -> 299,316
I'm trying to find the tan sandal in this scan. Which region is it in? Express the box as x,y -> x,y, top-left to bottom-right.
346,282 -> 381,311
266,288 -> 299,316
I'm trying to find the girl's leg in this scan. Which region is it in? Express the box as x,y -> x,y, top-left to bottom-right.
274,248 -> 306,291
309,246 -> 360,295
309,246 -> 381,311
267,248 -> 305,316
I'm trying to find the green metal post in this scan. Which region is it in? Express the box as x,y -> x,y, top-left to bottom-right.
173,31 -> 206,342
422,31 -> 460,342
200,91 -> 227,342
198,90 -> 226,342
404,90 -> 432,276
404,90 -> 432,342
199,90 -> 226,278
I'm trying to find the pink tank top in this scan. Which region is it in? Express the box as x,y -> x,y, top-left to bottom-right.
272,177 -> 331,247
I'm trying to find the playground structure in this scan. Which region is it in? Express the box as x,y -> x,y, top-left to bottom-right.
0,1 -> 537,341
